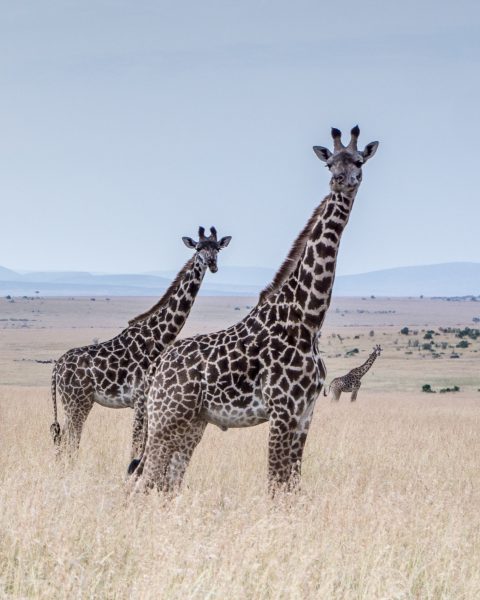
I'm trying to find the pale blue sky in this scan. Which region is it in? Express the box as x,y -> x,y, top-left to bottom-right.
1,1 -> 479,275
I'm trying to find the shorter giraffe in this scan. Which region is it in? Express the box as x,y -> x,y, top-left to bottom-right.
50,226 -> 231,459
324,345 -> 382,402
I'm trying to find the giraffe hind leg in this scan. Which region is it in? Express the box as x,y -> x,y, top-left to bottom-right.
166,420 -> 207,492
331,388 -> 341,402
58,391 -> 94,458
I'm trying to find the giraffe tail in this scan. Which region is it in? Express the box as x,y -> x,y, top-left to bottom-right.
323,383 -> 330,397
50,362 -> 61,446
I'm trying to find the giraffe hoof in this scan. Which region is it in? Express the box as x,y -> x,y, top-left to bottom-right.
127,458 -> 141,475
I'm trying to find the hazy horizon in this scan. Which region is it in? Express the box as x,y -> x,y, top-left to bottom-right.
2,259 -> 480,278
1,1 -> 479,275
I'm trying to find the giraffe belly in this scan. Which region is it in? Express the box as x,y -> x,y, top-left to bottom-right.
201,397 -> 269,430
94,389 -> 133,409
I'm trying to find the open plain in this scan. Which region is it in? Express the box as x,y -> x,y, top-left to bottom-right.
1,295 -> 480,599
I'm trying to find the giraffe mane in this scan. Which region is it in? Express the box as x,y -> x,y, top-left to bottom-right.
128,257 -> 196,325
257,195 -> 330,305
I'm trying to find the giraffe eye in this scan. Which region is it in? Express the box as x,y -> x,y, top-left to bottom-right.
355,161 -> 363,168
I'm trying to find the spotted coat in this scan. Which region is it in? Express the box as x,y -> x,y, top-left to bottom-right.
325,345 -> 382,402
50,228 -> 231,458
129,126 -> 379,494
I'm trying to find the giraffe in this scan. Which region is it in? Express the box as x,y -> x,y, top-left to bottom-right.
324,345 -> 382,402
50,226 -> 231,458
128,126 -> 379,495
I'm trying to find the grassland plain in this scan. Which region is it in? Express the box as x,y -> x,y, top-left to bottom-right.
1,296 -> 480,599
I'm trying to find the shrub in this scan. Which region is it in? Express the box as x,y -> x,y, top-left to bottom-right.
345,348 -> 359,357
439,386 -> 460,393
422,384 -> 435,393
400,327 -> 409,335
456,340 -> 469,348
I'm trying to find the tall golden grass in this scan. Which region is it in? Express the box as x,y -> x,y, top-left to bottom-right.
1,386 -> 480,599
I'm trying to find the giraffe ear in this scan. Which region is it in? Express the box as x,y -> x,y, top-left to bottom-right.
313,146 -> 332,162
182,237 -> 197,249
218,236 -> 232,249
361,141 -> 379,162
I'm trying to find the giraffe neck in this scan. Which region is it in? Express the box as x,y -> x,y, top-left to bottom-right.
277,189 -> 358,332
354,351 -> 378,377
131,255 -> 208,348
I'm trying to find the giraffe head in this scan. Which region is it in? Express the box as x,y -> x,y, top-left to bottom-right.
373,345 -> 382,356
313,126 -> 379,193
182,226 -> 231,273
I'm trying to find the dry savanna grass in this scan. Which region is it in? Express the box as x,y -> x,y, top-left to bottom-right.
1,296 -> 480,598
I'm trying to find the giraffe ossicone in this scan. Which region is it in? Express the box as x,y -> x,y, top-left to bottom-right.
50,225 -> 231,459
324,345 -> 382,402
128,125 -> 379,496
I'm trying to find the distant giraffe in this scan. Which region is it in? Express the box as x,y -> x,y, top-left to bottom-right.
128,125 -> 379,495
50,226 -> 231,458
324,345 -> 382,402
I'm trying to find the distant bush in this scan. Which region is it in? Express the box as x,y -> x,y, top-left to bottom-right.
345,348 -> 359,357
439,386 -> 460,393
456,340 -> 469,348
422,384 -> 435,393
400,327 -> 409,335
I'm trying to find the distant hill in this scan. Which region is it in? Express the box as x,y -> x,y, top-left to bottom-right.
0,265 -> 21,281
334,262 -> 480,297
0,262 -> 478,297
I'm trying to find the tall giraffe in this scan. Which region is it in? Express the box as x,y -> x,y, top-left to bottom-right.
50,226 -> 231,458
324,345 -> 382,401
128,126 -> 379,494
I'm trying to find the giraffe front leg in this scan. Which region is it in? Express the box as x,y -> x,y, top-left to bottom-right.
130,389 -> 146,462
268,410 -> 302,495
289,399 -> 316,486
350,384 -> 361,402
